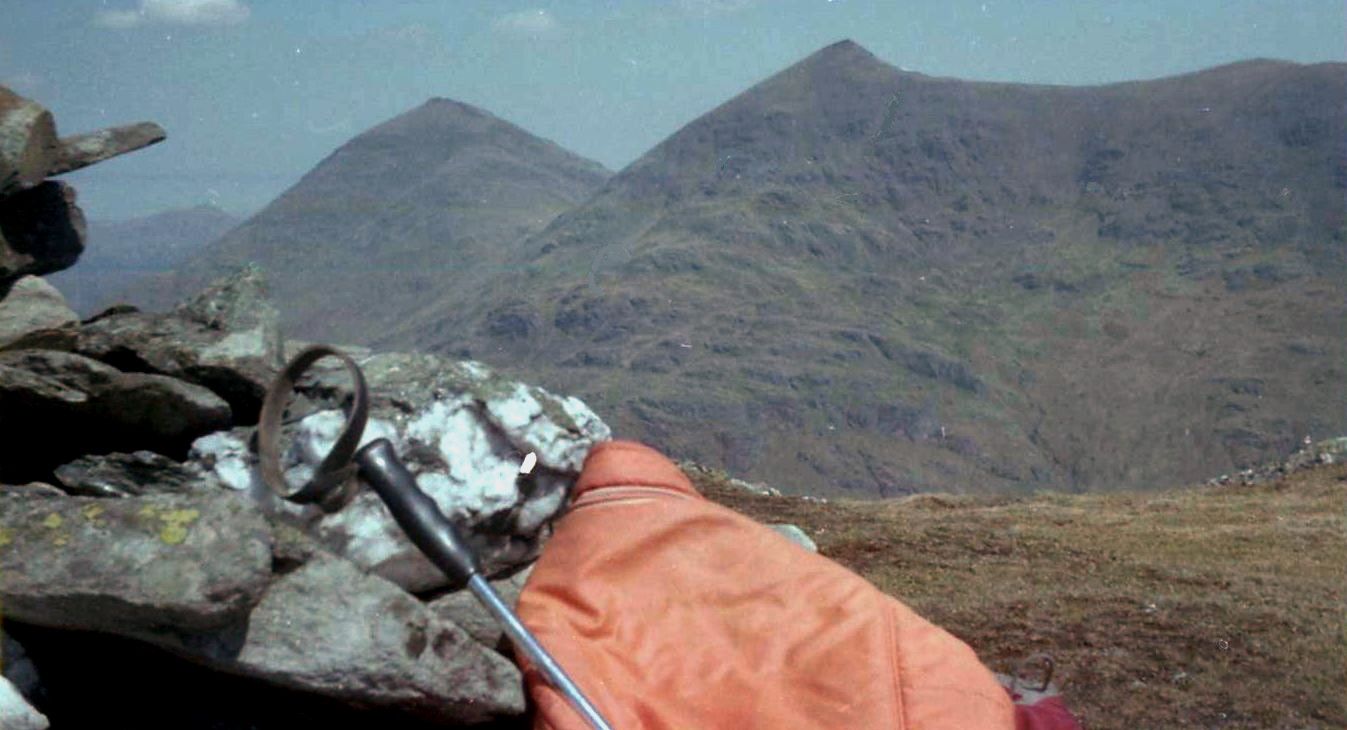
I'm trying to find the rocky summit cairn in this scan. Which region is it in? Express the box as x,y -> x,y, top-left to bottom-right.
0,88 -> 613,727
0,264 -> 611,726
0,85 -> 165,296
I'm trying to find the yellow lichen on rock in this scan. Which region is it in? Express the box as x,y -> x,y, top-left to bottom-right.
157,508 -> 200,545
42,512 -> 63,529
81,503 -> 105,523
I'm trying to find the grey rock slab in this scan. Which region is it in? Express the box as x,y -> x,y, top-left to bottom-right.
427,565 -> 533,650
0,181 -> 85,291
74,265 -> 282,421
47,122 -> 166,177
97,370 -> 234,443
0,492 -> 272,633
0,87 -> 58,196
0,275 -> 78,351
0,360 -> 85,405
183,553 -> 525,724
0,349 -> 231,481
54,451 -> 222,498
0,482 -> 65,498
0,676 -> 48,730
191,351 -> 611,592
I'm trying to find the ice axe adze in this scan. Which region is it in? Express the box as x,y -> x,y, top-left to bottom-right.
257,345 -> 614,730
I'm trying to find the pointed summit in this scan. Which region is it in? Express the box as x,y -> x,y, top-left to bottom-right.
146,100 -> 610,342
799,38 -> 882,68
356,97 -> 523,149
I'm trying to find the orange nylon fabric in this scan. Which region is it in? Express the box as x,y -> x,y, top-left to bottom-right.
515,440 -> 1016,729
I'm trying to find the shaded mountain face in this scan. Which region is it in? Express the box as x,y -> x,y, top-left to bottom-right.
46,205 -> 241,317
145,98 -> 611,343
378,41 -> 1347,497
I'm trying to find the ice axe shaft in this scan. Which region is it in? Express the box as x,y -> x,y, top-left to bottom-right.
355,439 -> 615,730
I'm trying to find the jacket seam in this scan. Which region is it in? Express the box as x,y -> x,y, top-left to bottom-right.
886,599 -> 908,730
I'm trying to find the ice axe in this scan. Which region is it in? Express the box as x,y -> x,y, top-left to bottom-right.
257,345 -> 614,730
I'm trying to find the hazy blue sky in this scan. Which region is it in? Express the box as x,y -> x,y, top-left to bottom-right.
4,0 -> 1343,220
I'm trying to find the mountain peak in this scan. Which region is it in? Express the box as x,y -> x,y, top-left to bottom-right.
395,96 -> 494,125
797,38 -> 885,71
420,96 -> 485,113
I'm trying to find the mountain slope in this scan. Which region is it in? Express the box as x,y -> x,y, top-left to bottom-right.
149,99 -> 611,343
46,205 -> 241,316
378,42 -> 1346,497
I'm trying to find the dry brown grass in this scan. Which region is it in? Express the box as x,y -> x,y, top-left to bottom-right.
687,463 -> 1347,729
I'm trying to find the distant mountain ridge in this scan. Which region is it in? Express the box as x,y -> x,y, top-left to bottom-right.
142,98 -> 611,343
373,41 -> 1346,496
47,204 -> 242,316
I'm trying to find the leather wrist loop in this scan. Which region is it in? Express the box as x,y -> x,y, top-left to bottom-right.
257,345 -> 370,513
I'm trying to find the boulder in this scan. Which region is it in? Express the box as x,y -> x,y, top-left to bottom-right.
191,351 -> 611,592
0,181 -> 85,292
0,276 -> 76,351
74,265 -> 283,421
0,492 -> 273,633
175,553 -> 526,724
0,87 -> 58,196
0,349 -> 232,481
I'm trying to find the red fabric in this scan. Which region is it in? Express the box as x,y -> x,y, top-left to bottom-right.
1013,696 -> 1083,730
515,440 -> 1025,729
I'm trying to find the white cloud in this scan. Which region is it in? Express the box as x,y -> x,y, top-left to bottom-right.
95,0 -> 251,29
676,0 -> 761,16
492,8 -> 559,37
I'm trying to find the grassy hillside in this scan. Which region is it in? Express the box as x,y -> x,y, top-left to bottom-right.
689,461 -> 1346,729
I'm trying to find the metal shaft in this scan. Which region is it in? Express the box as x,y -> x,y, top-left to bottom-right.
354,440 -> 613,730
468,574 -> 615,730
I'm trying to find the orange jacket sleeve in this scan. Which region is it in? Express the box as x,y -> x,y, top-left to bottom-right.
515,440 -> 1016,730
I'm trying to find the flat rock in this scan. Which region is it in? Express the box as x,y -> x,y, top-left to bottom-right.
0,482 -> 65,498
74,265 -> 283,421
48,122 -> 166,177
0,492 -> 272,633
0,276 -> 78,351
0,349 -> 231,481
54,451 -> 222,498
175,553 -> 525,725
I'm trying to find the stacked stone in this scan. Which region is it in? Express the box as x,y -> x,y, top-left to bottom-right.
0,264 -> 612,726
1,85 -> 165,297
0,88 -> 613,725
